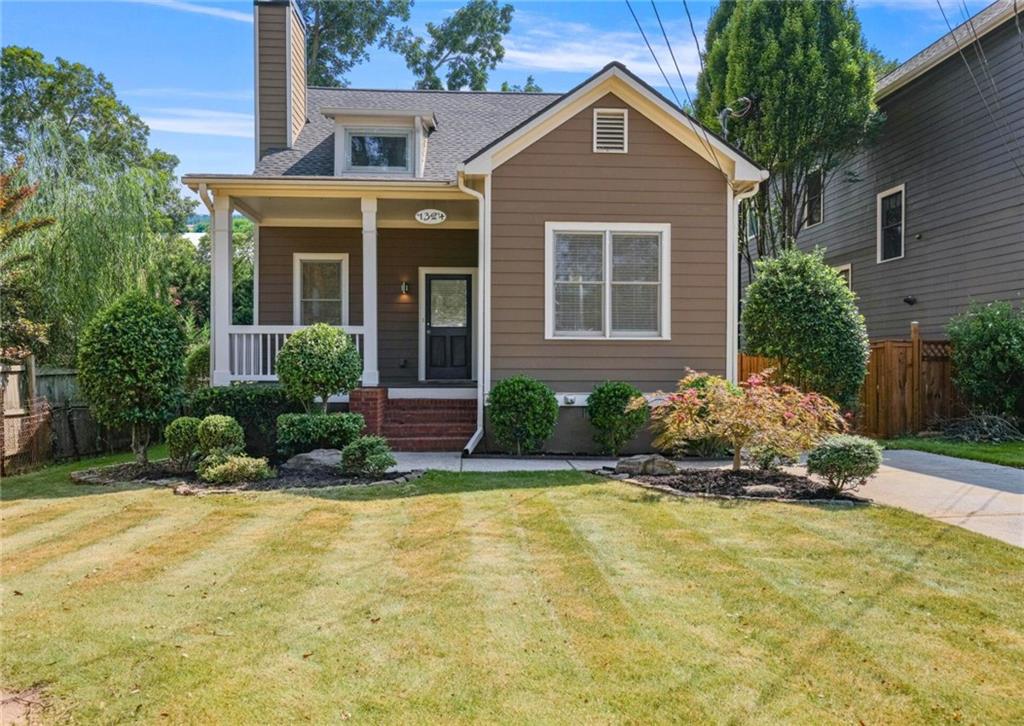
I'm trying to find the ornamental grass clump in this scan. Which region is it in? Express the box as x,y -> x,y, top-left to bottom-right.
641,369 -> 843,471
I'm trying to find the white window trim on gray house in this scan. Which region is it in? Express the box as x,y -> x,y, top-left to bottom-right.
293,252 -> 349,326
876,183 -> 906,263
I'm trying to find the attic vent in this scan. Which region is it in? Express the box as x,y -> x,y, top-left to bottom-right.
593,108 -> 628,153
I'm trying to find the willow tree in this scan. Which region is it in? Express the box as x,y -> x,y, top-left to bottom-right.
695,0 -> 880,273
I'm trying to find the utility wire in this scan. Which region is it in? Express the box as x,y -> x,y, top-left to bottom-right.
624,0 -> 684,109
649,1 -> 723,172
935,0 -> 1024,178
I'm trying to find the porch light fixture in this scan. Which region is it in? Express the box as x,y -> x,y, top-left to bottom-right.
400,281 -> 410,295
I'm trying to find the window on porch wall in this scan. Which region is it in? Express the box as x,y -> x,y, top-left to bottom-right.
299,259 -> 344,325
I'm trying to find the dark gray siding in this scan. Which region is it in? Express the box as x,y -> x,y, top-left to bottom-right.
798,17 -> 1023,339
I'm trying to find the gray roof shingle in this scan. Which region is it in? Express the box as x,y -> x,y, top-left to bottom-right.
254,87 -> 561,180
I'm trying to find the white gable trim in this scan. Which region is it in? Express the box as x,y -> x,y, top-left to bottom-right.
461,65 -> 767,185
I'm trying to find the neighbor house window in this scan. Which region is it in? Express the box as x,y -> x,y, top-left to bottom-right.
834,263 -> 852,289
804,168 -> 823,227
345,129 -> 411,172
876,184 -> 905,262
293,253 -> 349,325
545,222 -> 670,340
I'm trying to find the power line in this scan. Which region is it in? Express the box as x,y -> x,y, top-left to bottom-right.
624,0 -> 684,109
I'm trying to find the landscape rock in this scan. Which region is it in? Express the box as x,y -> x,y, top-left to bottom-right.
741,484 -> 786,497
279,449 -> 343,478
615,454 -> 678,476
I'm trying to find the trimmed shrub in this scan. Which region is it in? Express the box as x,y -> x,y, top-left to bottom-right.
276,324 -> 362,412
198,454 -> 272,484
164,416 -> 201,469
948,301 -> 1024,419
190,383 -> 301,458
588,381 -> 648,455
184,342 -> 210,391
77,291 -> 187,462
341,435 -> 396,478
197,415 -> 245,456
276,412 -> 365,457
742,248 -> 869,409
487,375 -> 558,455
807,434 -> 883,494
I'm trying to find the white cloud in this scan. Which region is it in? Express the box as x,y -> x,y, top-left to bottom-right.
128,0 -> 251,23
142,108 -> 253,138
124,87 -> 254,101
502,12 -> 703,99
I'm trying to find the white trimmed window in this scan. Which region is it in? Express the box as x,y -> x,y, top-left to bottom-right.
345,128 -> 412,172
545,222 -> 670,340
804,168 -> 823,227
293,253 -> 349,325
593,108 -> 628,153
876,184 -> 905,262
834,263 -> 852,289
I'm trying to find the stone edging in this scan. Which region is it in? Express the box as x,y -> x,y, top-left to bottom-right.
598,471 -> 872,506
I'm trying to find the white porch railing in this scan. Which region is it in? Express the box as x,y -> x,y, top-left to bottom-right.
227,325 -> 366,382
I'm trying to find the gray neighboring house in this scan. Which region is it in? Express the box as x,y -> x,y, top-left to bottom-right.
797,0 -> 1023,339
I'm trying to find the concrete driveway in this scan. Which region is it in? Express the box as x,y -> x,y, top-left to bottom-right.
858,450 -> 1024,547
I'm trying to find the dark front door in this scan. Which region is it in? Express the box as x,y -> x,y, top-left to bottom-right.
425,274 -> 471,380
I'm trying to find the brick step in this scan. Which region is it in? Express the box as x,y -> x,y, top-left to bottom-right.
386,398 -> 476,410
382,422 -> 477,438
384,415 -> 477,428
386,436 -> 469,452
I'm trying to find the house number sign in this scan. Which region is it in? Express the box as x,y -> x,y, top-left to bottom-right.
415,208 -> 447,225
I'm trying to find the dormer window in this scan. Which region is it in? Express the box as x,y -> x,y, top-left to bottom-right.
346,129 -> 412,172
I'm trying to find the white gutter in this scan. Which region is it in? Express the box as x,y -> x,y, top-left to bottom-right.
457,170 -> 486,456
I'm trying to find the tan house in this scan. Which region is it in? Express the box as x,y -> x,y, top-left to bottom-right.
184,0 -> 767,453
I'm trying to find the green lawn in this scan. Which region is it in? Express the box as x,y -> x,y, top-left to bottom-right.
886,437 -> 1024,468
3,455 -> 1024,724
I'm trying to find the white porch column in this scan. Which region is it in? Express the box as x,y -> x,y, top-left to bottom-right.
360,197 -> 379,386
211,193 -> 233,386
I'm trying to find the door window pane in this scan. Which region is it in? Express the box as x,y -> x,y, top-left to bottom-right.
430,278 -> 468,328
299,259 -> 343,325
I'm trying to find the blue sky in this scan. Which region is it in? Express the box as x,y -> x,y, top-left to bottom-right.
2,0 -> 990,199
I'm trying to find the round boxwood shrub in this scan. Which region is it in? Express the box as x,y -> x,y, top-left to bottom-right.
742,248 -> 869,409
184,342 -> 210,392
947,301 -> 1024,419
587,381 -> 648,455
341,435 -> 397,478
276,324 -> 362,412
165,416 -> 201,469
487,375 -> 558,455
198,454 -> 272,484
806,434 -> 883,494
276,412 -> 365,457
197,414 -> 245,456
77,291 -> 187,462
190,383 -> 301,458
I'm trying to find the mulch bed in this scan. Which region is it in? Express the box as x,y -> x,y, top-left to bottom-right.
70,460 -> 423,495
621,468 -> 867,503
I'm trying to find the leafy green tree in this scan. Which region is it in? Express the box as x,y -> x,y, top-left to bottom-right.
297,0 -> 412,87
77,292 -> 187,463
500,76 -> 543,93
0,46 -> 193,231
694,0 -> 879,267
948,301 -> 1024,419
398,0 -> 514,90
741,248 -> 869,409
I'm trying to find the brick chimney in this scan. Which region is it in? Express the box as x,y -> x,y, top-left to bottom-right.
254,0 -> 307,160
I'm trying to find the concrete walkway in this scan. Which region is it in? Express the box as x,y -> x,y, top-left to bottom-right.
857,450 -> 1023,548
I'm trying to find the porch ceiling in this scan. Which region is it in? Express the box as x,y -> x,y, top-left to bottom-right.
230,195 -> 478,229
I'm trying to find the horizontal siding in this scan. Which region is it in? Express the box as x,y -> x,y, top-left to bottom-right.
257,4 -> 288,156
289,6 -> 306,143
798,18 -> 1024,339
490,92 -> 728,392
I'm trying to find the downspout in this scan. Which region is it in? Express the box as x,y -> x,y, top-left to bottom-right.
457,170 -> 486,455
729,181 -> 761,382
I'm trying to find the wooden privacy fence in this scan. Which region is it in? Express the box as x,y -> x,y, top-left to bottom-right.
739,322 -> 961,438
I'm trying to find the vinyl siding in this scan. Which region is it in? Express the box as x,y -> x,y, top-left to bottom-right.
798,18 -> 1024,339
257,3 -> 288,157
289,5 -> 306,144
490,92 -> 729,392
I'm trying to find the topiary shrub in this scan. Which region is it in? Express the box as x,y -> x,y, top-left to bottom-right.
587,381 -> 648,455
806,434 -> 882,494
340,435 -> 397,478
198,454 -> 273,484
742,248 -> 869,409
947,301 -> 1024,419
487,375 -> 558,455
276,324 -> 362,412
184,342 -> 210,392
77,291 -> 187,462
197,414 -> 245,456
190,383 -> 301,458
165,416 -> 201,470
276,412 -> 365,458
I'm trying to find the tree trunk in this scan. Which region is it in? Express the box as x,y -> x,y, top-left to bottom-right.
131,423 -> 148,464
732,448 -> 742,471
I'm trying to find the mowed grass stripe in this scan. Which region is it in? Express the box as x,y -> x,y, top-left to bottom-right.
1,499 -> 95,538
2,503 -> 164,578
514,487 -> 714,722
